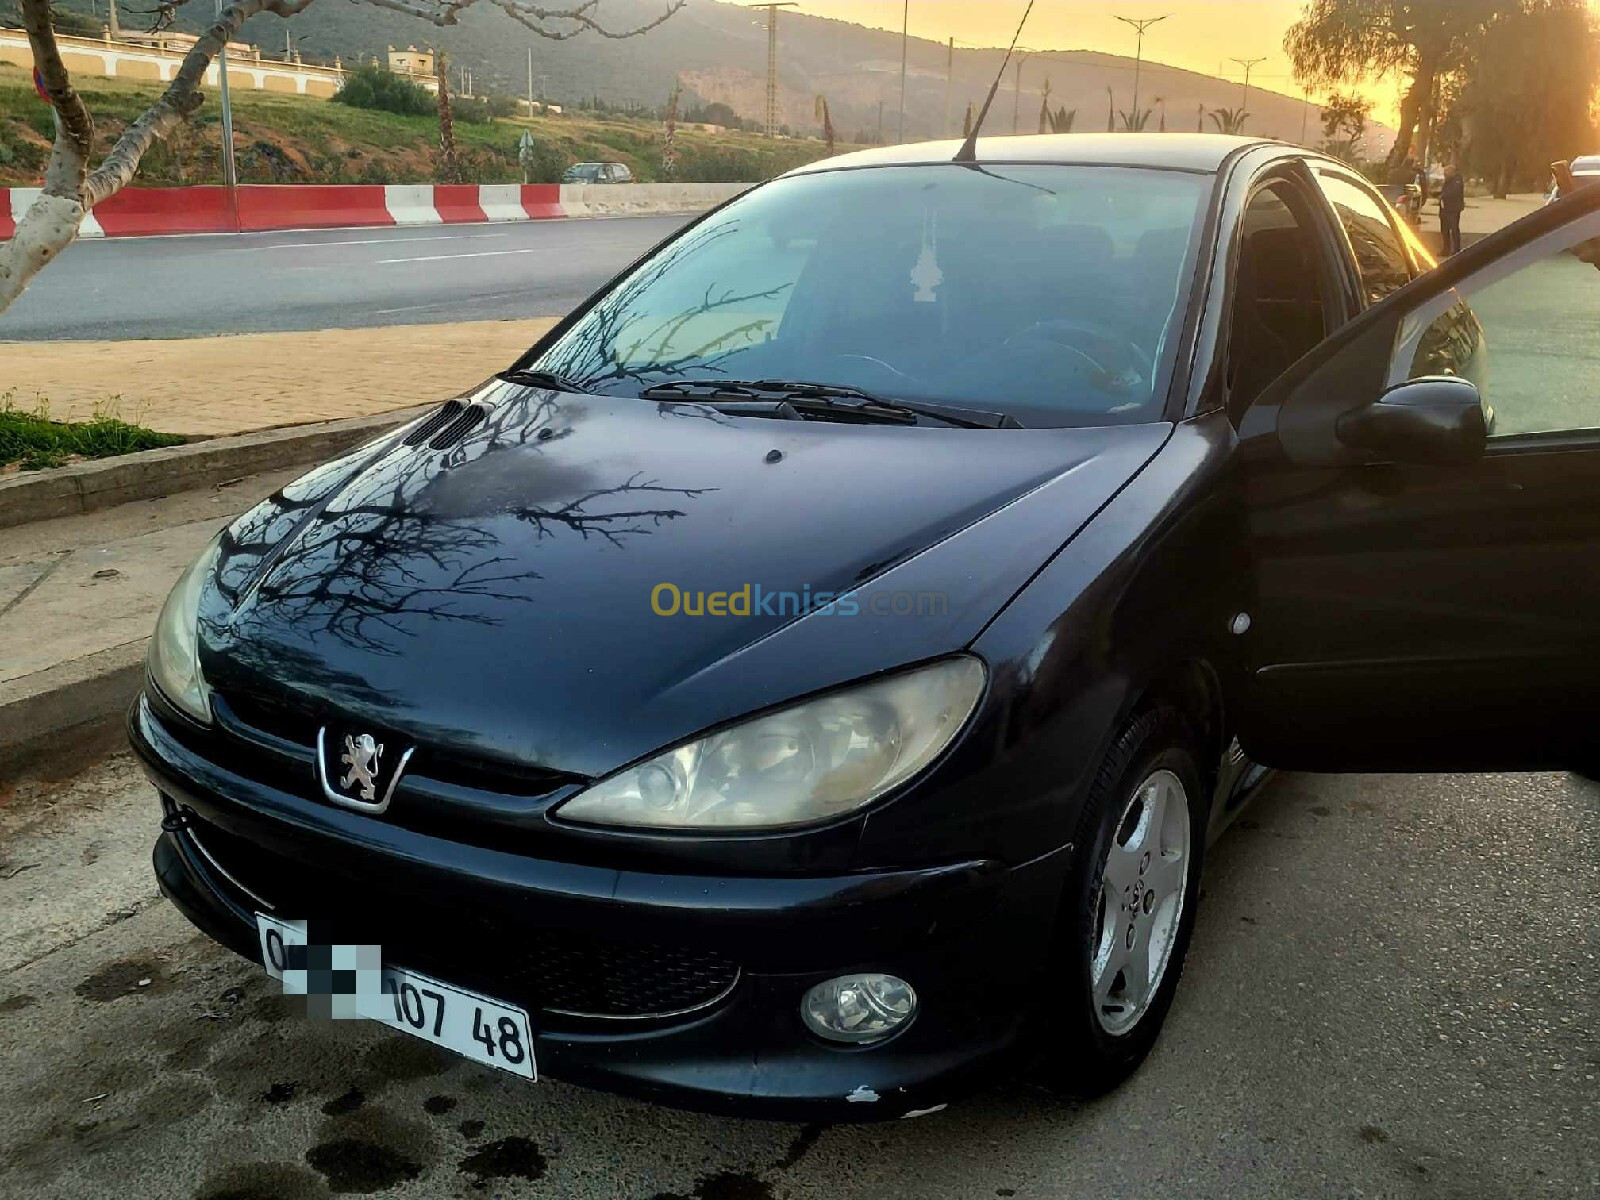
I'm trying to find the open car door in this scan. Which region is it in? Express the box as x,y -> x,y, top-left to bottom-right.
1233,184 -> 1600,773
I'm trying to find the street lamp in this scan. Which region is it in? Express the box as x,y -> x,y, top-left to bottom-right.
1230,55 -> 1266,111
1114,14 -> 1170,123
214,0 -> 238,208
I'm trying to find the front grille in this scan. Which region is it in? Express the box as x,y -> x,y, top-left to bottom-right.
187,815 -> 741,1020
215,692 -> 581,801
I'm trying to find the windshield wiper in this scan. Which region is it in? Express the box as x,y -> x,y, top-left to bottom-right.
501,368 -> 592,394
640,379 -> 1022,429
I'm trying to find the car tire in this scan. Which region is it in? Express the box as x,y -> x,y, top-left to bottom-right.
1032,705 -> 1208,1098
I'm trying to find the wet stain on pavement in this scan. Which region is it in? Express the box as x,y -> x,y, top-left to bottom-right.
304,1138 -> 421,1194
1359,1123 -> 1390,1144
456,1135 -> 547,1188
422,1093 -> 457,1115
1310,805 -> 1332,817
0,992 -> 38,1014
776,1123 -> 825,1170
650,1172 -> 775,1200
75,955 -> 175,1002
264,1081 -> 299,1104
193,1161 -> 332,1200
457,1118 -> 486,1140
134,1078 -> 214,1127
359,1035 -> 454,1085
322,1087 -> 365,1116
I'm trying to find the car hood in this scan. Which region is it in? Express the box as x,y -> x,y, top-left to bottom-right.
202,381 -> 1169,778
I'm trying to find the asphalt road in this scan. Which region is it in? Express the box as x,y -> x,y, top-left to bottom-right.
1,756 -> 1594,1199
0,217 -> 691,342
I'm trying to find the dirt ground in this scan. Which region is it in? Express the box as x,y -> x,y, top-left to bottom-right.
0,318 -> 559,438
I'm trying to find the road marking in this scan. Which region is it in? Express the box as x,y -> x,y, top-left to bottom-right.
376,247 -> 549,264
229,233 -> 512,252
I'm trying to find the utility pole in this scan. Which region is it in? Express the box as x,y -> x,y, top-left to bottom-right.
1011,50 -> 1034,135
943,36 -> 954,137
1230,56 -> 1266,111
1114,14 -> 1170,122
214,0 -> 237,216
747,2 -> 798,139
896,0 -> 910,143
527,48 -> 534,115
1300,85 -> 1311,144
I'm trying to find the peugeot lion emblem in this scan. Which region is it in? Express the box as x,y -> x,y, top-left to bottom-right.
316,726 -> 414,814
339,733 -> 384,803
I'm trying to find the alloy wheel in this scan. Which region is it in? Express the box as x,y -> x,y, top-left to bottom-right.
1089,767 -> 1192,1036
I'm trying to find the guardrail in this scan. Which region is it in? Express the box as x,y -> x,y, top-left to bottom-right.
0,182 -> 750,239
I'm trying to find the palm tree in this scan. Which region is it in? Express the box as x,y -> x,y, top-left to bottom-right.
1207,106 -> 1251,135
1118,107 -> 1154,132
815,95 -> 835,156
1046,106 -> 1077,134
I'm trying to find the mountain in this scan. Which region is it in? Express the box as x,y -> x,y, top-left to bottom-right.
52,0 -> 1393,152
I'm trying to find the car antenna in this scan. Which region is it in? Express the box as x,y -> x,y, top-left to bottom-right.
954,0 -> 1037,164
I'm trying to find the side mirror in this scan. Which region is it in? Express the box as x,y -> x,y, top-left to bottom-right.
1335,376 -> 1489,463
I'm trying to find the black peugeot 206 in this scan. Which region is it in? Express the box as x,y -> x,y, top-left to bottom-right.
132,134 -> 1600,1120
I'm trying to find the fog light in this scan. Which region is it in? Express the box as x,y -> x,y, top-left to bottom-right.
800,974 -> 917,1044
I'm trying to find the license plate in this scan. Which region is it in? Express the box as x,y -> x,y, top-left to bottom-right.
255,914 -> 535,1080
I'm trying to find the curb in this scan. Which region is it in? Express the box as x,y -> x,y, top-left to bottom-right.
0,641 -> 148,782
0,404 -> 430,531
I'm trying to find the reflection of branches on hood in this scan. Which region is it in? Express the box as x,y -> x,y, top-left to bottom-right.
512,473 -> 714,549
231,450 -> 712,652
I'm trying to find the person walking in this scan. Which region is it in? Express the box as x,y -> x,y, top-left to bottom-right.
1439,163 -> 1465,257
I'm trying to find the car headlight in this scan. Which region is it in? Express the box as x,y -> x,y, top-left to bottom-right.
148,538 -> 220,725
555,656 -> 986,831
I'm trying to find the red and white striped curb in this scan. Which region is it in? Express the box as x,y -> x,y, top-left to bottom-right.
0,182 -> 745,240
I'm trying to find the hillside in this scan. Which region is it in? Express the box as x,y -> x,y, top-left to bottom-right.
0,61 -> 851,187
31,0 -> 1392,153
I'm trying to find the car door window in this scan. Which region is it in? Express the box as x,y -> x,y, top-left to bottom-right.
1226,182 -> 1332,420
1316,172 -> 1414,306
1404,244 -> 1600,440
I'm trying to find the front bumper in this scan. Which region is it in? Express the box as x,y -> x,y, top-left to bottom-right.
132,694 -> 1069,1121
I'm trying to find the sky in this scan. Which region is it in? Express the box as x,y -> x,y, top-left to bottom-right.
791,0 -> 1409,121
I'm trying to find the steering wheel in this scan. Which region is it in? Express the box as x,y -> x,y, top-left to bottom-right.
1002,318 -> 1155,383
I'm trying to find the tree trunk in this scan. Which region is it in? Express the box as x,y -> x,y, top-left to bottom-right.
1386,57 -> 1439,173
436,53 -> 459,184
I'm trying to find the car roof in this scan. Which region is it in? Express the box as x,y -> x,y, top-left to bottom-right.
783,133 -> 1273,177
1571,155 -> 1600,174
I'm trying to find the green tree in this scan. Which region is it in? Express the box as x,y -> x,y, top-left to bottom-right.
1319,90 -> 1372,162
1285,0 -> 1500,173
332,64 -> 435,117
1447,0 -> 1599,196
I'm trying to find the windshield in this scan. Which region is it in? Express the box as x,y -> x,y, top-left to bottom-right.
565,165 -> 603,182
523,164 -> 1211,427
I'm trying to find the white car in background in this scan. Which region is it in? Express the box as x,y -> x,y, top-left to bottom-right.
1547,155 -> 1600,201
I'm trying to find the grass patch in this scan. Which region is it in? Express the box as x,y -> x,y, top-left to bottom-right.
0,394 -> 187,472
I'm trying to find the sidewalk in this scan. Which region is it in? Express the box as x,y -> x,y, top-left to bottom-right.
0,317 -> 559,438
0,465 -> 311,777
